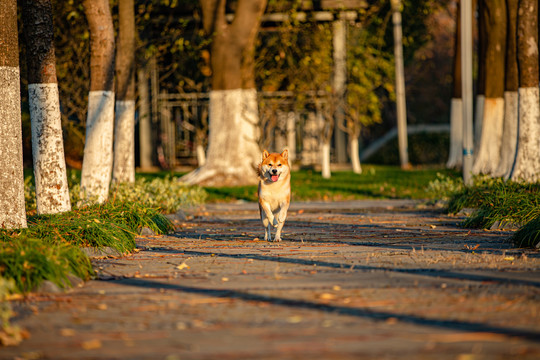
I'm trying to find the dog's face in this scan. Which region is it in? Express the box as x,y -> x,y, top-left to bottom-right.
259,149 -> 290,183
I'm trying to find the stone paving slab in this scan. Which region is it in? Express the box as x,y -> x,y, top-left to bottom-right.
2,200 -> 540,359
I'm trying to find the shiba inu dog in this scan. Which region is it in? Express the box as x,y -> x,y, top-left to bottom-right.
257,149 -> 291,242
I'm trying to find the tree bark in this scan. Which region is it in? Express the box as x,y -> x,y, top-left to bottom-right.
447,0 -> 463,169
472,0 -> 506,175
80,0 -> 115,203
333,18 -> 348,164
112,0 -> 136,183
182,0 -> 267,186
391,0 -> 410,169
509,0 -> 540,182
495,0 -> 519,177
138,67 -> 153,170
350,136 -> 362,174
22,0 -> 72,215
0,0 -> 28,229
474,0 -> 487,148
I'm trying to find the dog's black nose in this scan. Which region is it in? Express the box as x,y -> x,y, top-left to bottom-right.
271,169 -> 278,175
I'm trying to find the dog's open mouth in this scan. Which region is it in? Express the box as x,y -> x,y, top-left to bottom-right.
270,174 -> 280,182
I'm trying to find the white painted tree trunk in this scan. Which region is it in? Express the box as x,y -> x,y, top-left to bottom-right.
350,136 -> 362,174
80,90 -> 115,203
446,98 -> 463,169
494,91 -> 518,178
509,87 -> 540,182
474,94 -> 485,151
28,84 -> 71,214
321,142 -> 331,179
472,97 -> 504,175
181,89 -> 260,186
0,66 -> 27,229
112,100 -> 135,183
196,144 -> 206,166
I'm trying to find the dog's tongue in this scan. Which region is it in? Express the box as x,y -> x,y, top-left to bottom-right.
271,175 -> 279,182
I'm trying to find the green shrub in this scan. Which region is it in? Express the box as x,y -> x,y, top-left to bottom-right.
0,236 -> 94,293
513,215 -> 540,248
447,177 -> 540,229
0,277 -> 24,346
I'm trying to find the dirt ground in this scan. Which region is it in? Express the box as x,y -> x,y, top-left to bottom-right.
3,200 -> 540,359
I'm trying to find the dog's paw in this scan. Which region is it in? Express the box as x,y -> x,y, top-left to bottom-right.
272,218 -> 279,228
273,237 -> 282,242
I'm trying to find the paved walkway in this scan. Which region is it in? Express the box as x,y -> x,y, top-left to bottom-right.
3,200 -> 540,359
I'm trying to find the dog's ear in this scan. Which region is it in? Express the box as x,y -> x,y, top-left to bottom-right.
262,150 -> 270,160
281,149 -> 289,160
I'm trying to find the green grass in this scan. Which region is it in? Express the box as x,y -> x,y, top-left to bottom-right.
1,171 -> 203,294
0,236 -> 94,293
204,165 -> 460,202
512,216 -> 540,248
447,176 -> 540,229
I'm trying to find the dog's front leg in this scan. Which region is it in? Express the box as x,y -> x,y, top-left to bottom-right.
261,215 -> 272,241
274,204 -> 289,242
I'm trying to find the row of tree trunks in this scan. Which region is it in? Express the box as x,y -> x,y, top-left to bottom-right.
449,0 -> 539,183
0,0 -> 27,229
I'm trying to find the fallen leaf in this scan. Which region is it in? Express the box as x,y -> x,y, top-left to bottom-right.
97,303 -> 107,310
60,328 -> 76,337
82,339 -> 102,350
221,277 -> 229,282
318,293 -> 336,300
287,315 -> 302,323
176,262 -> 190,270
504,256 -> 515,261
298,209 -> 305,214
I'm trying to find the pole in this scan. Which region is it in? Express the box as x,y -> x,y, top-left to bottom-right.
391,0 -> 410,169
461,0 -> 474,185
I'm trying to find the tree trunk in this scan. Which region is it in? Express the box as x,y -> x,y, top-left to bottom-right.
472,0 -> 506,175
80,0 -> 115,203
350,136 -> 362,174
333,18 -> 348,164
112,0 -> 136,183
22,0 -> 71,215
137,67 -> 153,170
474,0 -> 487,148
321,142 -> 331,179
391,0 -> 410,169
181,0 -> 267,186
509,0 -> 540,182
0,0 -> 28,229
495,0 -> 519,178
447,0 -> 463,169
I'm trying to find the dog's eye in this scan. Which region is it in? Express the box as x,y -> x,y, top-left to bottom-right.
278,164 -> 282,167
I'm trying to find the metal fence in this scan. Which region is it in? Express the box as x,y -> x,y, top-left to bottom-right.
157,91 -> 332,168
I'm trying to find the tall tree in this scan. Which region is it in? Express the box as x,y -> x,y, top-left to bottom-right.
22,0 -> 71,215
80,0 -> 115,203
495,0 -> 519,177
447,0 -> 463,169
510,0 -> 540,182
112,0 -> 136,183
0,0 -> 28,229
472,0 -> 506,175
181,0 -> 267,186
